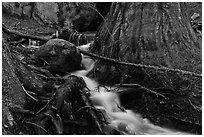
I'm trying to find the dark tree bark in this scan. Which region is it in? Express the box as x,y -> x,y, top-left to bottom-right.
92,2 -> 201,84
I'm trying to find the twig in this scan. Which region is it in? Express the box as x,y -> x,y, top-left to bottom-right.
36,92 -> 56,114
115,83 -> 166,98
37,74 -> 64,80
188,98 -> 201,112
25,121 -> 49,134
115,83 -> 144,88
168,115 -> 201,126
36,100 -> 50,115
21,85 -> 39,102
8,38 -> 26,44
75,106 -> 96,114
79,49 -> 202,78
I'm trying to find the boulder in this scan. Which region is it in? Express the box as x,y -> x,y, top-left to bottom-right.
34,39 -> 82,75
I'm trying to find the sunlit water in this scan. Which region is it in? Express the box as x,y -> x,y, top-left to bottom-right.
67,43 -> 190,135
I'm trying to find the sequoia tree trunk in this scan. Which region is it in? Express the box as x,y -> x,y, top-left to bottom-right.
92,2 -> 201,85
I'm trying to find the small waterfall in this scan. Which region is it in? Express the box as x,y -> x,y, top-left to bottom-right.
90,89 -> 190,135
67,43 -> 190,135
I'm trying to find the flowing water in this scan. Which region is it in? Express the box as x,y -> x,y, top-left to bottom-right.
82,76 -> 190,135
68,43 -> 190,135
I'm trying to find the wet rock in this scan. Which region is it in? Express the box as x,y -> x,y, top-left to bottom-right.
34,39 -> 82,76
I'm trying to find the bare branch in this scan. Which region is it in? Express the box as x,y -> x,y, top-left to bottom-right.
79,49 -> 202,78
2,25 -> 50,42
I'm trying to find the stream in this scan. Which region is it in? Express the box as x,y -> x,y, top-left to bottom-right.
66,43 -> 190,135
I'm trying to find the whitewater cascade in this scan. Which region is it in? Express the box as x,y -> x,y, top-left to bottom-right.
67,43 -> 190,135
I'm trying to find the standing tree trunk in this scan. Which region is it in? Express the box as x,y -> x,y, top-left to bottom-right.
92,2 -> 201,84
91,2 -> 201,134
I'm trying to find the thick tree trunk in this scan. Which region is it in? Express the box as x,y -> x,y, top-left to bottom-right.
92,2 -> 201,84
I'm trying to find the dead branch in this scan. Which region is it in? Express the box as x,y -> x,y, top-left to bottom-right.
115,83 -> 166,98
22,85 -> 39,102
79,49 -> 202,78
25,121 -> 50,135
2,25 -> 50,42
8,38 -> 26,44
